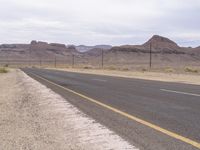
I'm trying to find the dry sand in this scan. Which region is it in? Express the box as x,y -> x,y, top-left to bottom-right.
49,68 -> 200,85
0,69 -> 137,150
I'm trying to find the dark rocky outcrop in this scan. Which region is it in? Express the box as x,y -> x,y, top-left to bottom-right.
109,35 -> 186,54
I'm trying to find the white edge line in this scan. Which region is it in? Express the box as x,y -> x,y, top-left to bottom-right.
160,89 -> 200,97
92,79 -> 107,82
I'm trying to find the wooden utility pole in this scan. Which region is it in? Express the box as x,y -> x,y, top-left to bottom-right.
101,49 -> 104,68
72,54 -> 74,68
54,56 -> 57,68
150,42 -> 152,69
29,49 -> 31,67
40,59 -> 42,67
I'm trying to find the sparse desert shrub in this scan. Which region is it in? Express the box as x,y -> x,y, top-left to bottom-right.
65,65 -> 70,68
0,68 -> 8,73
83,66 -> 92,69
107,66 -> 117,70
165,67 -> 174,73
141,68 -> 147,72
184,67 -> 198,73
121,68 -> 129,71
4,64 -> 9,67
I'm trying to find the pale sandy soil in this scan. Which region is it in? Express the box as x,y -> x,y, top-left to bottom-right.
0,69 -> 137,150
48,68 -> 200,85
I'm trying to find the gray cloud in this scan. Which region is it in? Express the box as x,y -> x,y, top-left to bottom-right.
0,0 -> 199,47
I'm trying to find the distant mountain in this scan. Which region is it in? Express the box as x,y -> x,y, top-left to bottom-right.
0,36 -> 200,67
143,35 -> 181,52
143,35 -> 178,47
0,44 -> 29,49
0,41 -> 79,59
0,44 -> 29,59
193,46 -> 200,55
110,35 -> 186,54
99,35 -> 200,67
83,48 -> 110,56
75,45 -> 112,52
196,46 -> 200,49
29,40 -> 78,58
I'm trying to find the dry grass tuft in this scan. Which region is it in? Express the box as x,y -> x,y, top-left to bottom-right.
164,67 -> 174,73
184,67 -> 198,73
106,66 -> 118,70
141,68 -> 147,72
0,68 -> 8,73
83,66 -> 93,69
121,68 -> 129,71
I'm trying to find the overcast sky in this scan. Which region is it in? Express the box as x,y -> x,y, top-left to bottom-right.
0,0 -> 200,47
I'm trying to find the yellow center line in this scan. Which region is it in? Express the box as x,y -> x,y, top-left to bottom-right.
27,71 -> 200,149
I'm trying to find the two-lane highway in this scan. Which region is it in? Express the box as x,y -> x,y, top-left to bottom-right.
22,68 -> 200,150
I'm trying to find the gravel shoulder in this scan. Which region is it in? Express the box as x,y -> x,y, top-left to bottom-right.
0,69 -> 137,150
48,68 -> 200,85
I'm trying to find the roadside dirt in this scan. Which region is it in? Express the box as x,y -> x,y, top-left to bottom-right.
0,69 -> 136,150
49,68 -> 200,85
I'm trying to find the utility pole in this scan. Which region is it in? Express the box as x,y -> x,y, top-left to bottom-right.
29,49 -> 31,67
72,54 -> 74,68
6,54 -> 9,67
101,49 -> 104,69
39,58 -> 42,68
149,42 -> 152,69
54,56 -> 57,68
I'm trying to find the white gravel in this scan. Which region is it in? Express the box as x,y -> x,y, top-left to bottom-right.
0,69 -> 138,150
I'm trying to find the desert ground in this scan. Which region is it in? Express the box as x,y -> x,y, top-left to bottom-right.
47,67 -> 200,85
0,69 -> 136,150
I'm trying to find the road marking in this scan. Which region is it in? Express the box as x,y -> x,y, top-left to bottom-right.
25,71 -> 200,149
161,89 -> 200,97
92,79 -> 107,82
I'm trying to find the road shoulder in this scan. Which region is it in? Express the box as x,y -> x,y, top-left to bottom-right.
0,69 -> 136,150
46,68 -> 200,85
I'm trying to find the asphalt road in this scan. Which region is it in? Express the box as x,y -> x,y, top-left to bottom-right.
22,68 -> 200,150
